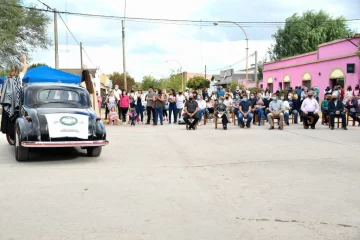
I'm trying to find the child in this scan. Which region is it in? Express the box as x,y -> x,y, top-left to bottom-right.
108,106 -> 119,125
128,108 -> 138,126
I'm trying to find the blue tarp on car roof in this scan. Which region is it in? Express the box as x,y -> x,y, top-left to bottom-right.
22,66 -> 81,84
0,76 -> 5,84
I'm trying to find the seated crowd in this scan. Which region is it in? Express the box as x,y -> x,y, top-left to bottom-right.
102,84 -> 360,131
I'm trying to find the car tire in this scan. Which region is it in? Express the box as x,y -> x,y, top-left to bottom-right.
6,134 -> 15,145
87,146 -> 102,157
15,128 -> 29,161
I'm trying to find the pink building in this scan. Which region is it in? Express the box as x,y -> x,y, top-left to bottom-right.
263,37 -> 360,98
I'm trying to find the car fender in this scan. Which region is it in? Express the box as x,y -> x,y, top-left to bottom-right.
15,118 -> 29,142
95,120 -> 107,139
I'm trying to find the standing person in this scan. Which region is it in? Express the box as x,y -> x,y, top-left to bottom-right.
353,84 -> 360,97
216,86 -> 225,98
97,91 -> 102,118
119,90 -> 130,124
154,89 -> 165,125
113,85 -> 121,119
176,91 -> 185,121
233,86 -> 241,96
129,89 -> 136,109
162,89 -> 168,122
202,88 -> 209,100
345,85 -> 353,98
145,87 -> 156,125
135,89 -> 145,124
167,89 -> 177,124
314,86 -> 320,102
0,55 -> 27,144
80,70 -> 100,118
324,86 -> 332,97
339,85 -> 345,101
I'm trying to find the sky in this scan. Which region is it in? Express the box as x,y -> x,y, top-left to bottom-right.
25,0 -> 360,82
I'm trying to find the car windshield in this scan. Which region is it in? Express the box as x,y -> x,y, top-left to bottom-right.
25,88 -> 91,108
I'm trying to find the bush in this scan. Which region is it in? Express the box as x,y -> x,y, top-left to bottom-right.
227,81 -> 243,92
248,87 -> 263,94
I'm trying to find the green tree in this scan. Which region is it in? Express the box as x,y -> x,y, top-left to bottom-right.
28,63 -> 48,69
186,76 -> 209,90
166,70 -> 182,91
269,10 -> 352,60
0,0 -> 51,68
141,75 -> 158,90
109,72 -> 135,90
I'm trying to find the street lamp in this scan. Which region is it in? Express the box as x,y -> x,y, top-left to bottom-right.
213,21 -> 249,86
165,60 -> 184,91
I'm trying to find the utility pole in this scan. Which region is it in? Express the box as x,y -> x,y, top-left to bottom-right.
254,51 -> 258,87
122,20 -> 127,91
54,9 -> 59,69
205,65 -> 207,81
80,42 -> 83,69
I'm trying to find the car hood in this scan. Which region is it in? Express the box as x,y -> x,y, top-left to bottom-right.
36,108 -> 95,118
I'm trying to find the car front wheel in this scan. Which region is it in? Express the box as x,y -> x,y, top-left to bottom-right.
15,128 -> 29,161
87,146 -> 102,157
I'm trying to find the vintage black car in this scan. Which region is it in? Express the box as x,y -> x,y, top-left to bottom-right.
13,83 -> 108,161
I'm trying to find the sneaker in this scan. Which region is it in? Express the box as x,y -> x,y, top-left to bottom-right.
198,123 -> 201,126
343,127 -> 348,130
269,126 -> 274,130
311,126 -> 315,129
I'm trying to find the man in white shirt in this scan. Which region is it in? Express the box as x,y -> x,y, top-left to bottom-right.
113,85 -> 121,118
196,95 -> 206,125
301,91 -> 320,129
176,91 -> 185,120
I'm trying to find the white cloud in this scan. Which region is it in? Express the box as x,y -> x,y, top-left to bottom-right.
26,0 -> 358,82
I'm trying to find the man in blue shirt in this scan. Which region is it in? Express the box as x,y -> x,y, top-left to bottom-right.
238,95 -> 253,128
216,86 -> 225,98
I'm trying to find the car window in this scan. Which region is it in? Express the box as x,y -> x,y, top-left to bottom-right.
38,90 -> 80,102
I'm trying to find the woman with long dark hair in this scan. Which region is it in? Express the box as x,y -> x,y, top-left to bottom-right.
80,69 -> 100,117
167,89 -> 177,124
0,55 -> 27,144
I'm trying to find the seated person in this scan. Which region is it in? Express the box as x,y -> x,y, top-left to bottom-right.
215,98 -> 228,130
196,95 -> 206,125
263,94 -> 272,121
301,91 -> 320,129
267,94 -> 284,130
205,97 -> 214,120
183,94 -> 199,130
328,93 -> 347,130
232,94 -> 241,117
254,95 -> 266,126
321,94 -> 331,124
345,94 -> 360,126
287,93 -> 299,124
238,95 -> 253,128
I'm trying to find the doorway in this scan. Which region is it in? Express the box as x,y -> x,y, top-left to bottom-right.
278,82 -> 282,91
302,80 -> 311,89
268,83 -> 273,93
284,82 -> 290,89
330,78 -> 344,89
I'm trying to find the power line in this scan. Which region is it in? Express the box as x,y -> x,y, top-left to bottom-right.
36,0 -> 99,71
207,52 -> 256,72
4,2 -> 359,27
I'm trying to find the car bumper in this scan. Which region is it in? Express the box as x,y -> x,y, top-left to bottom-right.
21,140 -> 109,148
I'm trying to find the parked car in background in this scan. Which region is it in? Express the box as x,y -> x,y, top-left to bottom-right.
13,83 -> 109,161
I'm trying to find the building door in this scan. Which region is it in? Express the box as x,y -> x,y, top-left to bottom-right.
302,81 -> 311,89
268,83 -> 273,93
278,82 -> 282,91
284,82 -> 290,89
330,78 -> 344,89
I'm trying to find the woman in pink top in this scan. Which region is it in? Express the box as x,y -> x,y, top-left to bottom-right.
119,90 -> 130,124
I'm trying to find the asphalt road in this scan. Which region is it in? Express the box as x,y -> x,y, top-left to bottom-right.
1,121 -> 360,240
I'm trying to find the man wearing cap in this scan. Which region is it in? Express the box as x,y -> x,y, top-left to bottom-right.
328,93 -> 347,130
301,91 -> 320,129
183,93 -> 199,130
113,85 -> 121,119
